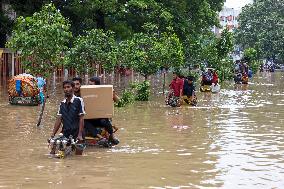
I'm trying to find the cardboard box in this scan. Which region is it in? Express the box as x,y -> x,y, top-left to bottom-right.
80,85 -> 113,119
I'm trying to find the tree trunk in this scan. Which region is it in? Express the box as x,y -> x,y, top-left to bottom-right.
163,72 -> 166,95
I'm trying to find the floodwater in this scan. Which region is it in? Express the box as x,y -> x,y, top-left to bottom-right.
0,72 -> 284,189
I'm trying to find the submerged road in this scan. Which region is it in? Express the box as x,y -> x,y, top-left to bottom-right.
0,71 -> 283,189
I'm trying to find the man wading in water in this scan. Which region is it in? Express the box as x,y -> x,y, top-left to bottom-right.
50,80 -> 85,144
72,77 -> 119,146
166,72 -> 184,107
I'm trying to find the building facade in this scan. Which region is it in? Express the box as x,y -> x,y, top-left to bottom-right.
213,7 -> 241,35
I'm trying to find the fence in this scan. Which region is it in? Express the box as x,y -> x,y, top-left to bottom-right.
0,48 -> 107,78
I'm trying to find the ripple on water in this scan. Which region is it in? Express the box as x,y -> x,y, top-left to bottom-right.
1,73 -> 284,188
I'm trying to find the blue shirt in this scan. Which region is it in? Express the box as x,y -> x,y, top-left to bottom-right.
37,77 -> 46,92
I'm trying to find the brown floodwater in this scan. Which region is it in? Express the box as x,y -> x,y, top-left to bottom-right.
0,72 -> 284,189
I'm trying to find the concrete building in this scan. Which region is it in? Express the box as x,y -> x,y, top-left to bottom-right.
212,7 -> 241,35
214,0 -> 253,34
219,7 -> 241,32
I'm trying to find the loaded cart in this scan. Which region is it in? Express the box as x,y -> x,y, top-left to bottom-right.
8,74 -> 41,106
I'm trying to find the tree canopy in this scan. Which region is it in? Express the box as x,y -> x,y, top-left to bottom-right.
2,0 -> 225,64
118,31 -> 184,80
65,29 -> 117,74
235,0 -> 284,61
6,3 -> 72,77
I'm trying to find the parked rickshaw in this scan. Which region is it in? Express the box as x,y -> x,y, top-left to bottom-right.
8,74 -> 41,106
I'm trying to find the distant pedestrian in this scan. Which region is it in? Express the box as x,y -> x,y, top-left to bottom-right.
36,73 -> 46,103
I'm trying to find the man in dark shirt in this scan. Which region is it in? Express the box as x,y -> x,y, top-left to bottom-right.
183,76 -> 196,104
183,76 -> 197,106
51,80 -> 85,140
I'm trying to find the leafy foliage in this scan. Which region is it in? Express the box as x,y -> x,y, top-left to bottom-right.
235,0 -> 284,60
244,48 -> 258,62
131,81 -> 151,101
249,60 -> 262,74
8,0 -> 45,16
159,31 -> 184,70
118,31 -> 184,80
4,0 -> 232,83
180,70 -> 200,82
4,0 -> 225,60
215,58 -> 235,81
123,32 -> 162,80
65,29 -> 117,75
213,29 -> 234,81
115,89 -> 135,107
6,3 -> 72,77
189,29 -> 234,81
216,28 -> 233,59
244,48 -> 261,73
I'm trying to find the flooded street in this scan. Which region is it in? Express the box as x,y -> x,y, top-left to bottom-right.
0,72 -> 284,189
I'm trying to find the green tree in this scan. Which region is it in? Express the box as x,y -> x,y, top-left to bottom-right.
244,47 -> 261,73
216,28 -> 233,59
235,0 -> 284,61
65,29 -> 117,75
0,0 -> 46,47
5,0 -> 225,53
160,0 -> 223,40
244,48 -> 258,62
213,29 -> 234,81
4,0 -> 227,76
118,30 -> 184,80
194,29 -> 234,81
131,80 -> 150,101
114,1 -> 172,37
124,32 -> 162,80
52,0 -> 118,34
159,31 -> 184,70
6,3 -> 72,77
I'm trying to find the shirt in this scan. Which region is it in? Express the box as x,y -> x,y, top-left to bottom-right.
170,78 -> 184,97
36,77 -> 46,92
183,80 -> 195,96
57,95 -> 85,133
212,73 -> 218,84
203,72 -> 213,81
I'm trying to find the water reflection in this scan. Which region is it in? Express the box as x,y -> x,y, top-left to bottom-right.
0,72 -> 284,188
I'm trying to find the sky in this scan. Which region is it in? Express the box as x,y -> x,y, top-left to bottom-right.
224,0 -> 253,9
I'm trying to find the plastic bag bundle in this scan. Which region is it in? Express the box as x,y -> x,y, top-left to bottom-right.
8,75 -> 39,97
211,83 -> 221,93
